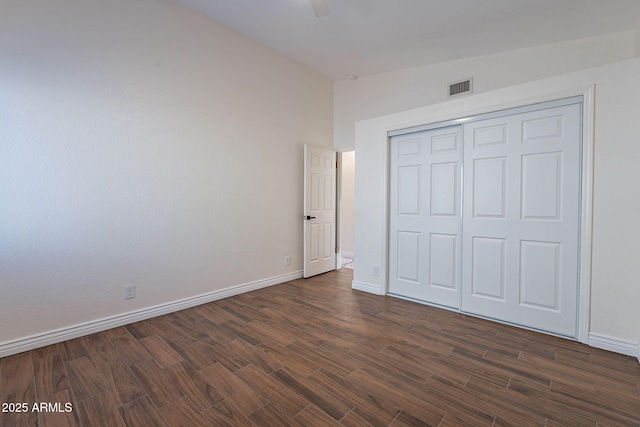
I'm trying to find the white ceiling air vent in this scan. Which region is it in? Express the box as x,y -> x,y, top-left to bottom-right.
448,78 -> 473,98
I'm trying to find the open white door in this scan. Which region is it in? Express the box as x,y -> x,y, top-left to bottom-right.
304,145 -> 336,278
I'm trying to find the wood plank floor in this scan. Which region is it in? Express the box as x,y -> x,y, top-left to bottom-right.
2,269 -> 640,426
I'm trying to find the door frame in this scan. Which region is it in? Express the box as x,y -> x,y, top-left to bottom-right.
335,151 -> 343,270
381,86 -> 595,344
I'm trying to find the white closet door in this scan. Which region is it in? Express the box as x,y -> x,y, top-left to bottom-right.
461,103 -> 581,337
389,126 -> 463,308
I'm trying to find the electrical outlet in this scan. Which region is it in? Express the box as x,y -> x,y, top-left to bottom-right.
373,265 -> 380,276
284,256 -> 291,266
124,284 -> 136,300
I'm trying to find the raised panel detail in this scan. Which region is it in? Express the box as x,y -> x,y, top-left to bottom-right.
323,223 -> 332,258
473,157 -> 506,218
324,175 -> 333,210
523,115 -> 563,142
311,155 -> 321,166
398,165 -> 420,215
397,231 -> 420,283
399,138 -> 421,156
324,156 -> 332,168
520,241 -> 560,310
474,124 -> 507,148
471,237 -> 505,300
430,234 -> 456,289
431,162 -> 458,217
522,152 -> 562,220
431,134 -> 458,154
309,223 -> 319,262
311,173 -> 320,211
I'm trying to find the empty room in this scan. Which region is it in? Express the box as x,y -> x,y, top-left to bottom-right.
2,0 -> 640,425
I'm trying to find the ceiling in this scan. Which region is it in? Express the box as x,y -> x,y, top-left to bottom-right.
176,0 -> 640,81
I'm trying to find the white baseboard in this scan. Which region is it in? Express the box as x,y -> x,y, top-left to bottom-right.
342,252 -> 354,259
0,270 -> 303,358
352,280 -> 384,295
5,273 -> 636,364
588,332 -> 639,359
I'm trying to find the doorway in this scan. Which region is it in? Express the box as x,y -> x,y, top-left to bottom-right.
340,151 -> 355,270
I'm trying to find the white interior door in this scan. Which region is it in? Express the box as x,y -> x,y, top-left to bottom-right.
388,126 -> 463,308
304,145 -> 336,278
461,103 -> 581,337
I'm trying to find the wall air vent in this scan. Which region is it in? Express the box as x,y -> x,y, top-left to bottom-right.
448,78 -> 473,98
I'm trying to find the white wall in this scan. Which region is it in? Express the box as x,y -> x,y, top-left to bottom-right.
339,151 -> 355,257
0,0 -> 333,353
336,31 -> 635,152
354,57 -> 640,352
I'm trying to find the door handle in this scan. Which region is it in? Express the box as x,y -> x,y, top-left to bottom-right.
304,215 -> 317,220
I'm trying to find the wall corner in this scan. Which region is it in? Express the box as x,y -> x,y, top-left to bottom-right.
635,17 -> 640,57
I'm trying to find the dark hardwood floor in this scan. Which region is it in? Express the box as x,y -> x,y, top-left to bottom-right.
2,269 -> 639,426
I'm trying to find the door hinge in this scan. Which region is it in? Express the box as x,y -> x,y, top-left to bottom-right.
336,161 -> 340,168
335,246 -> 339,254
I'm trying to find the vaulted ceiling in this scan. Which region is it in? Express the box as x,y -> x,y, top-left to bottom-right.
177,0 -> 640,80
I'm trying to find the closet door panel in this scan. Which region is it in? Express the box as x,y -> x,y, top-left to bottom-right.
389,127 -> 462,308
461,103 -> 581,337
